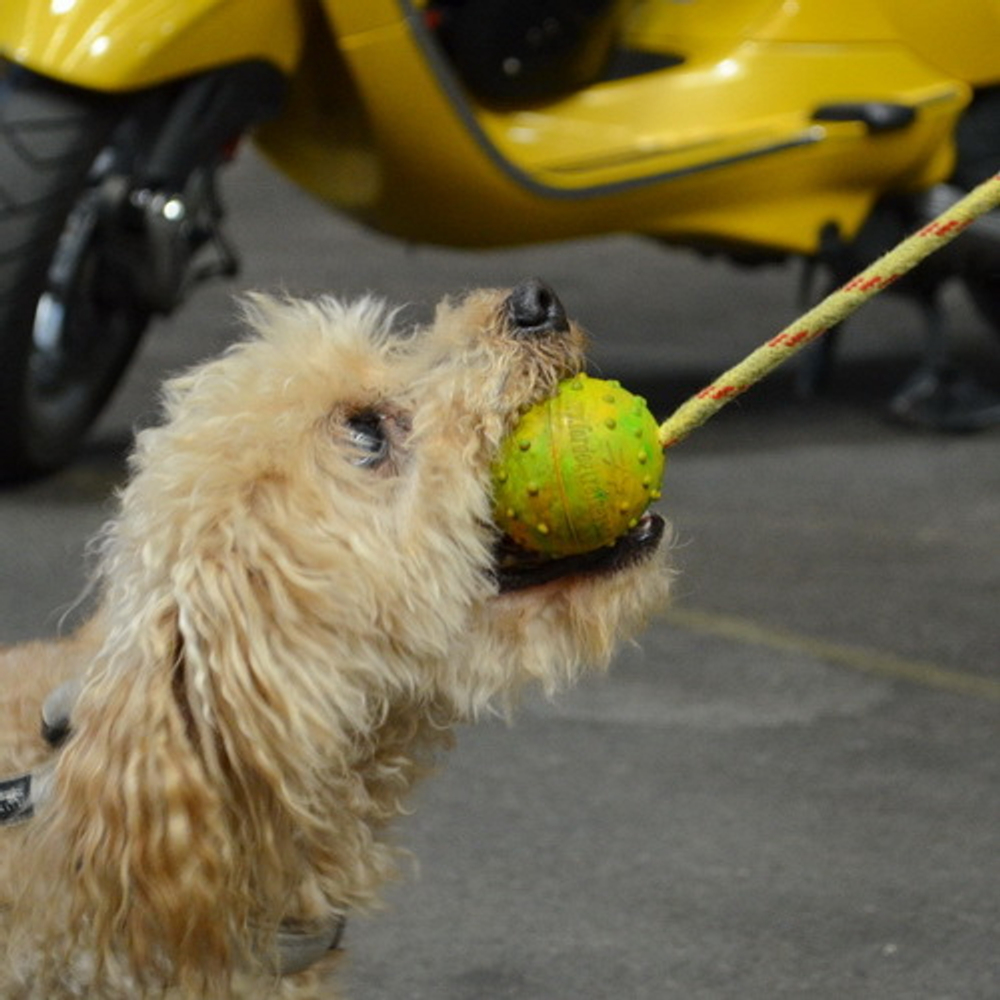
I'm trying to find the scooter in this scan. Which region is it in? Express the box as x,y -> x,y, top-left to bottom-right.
2,0 -> 1000,481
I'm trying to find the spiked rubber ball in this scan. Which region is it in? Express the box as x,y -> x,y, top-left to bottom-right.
492,374 -> 665,557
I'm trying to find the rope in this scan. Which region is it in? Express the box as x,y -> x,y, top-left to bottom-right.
657,172 -> 1000,449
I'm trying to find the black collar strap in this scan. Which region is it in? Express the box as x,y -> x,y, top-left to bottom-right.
0,763 -> 53,827
0,678 -> 86,828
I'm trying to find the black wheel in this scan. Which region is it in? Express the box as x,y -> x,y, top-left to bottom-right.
0,68 -> 149,482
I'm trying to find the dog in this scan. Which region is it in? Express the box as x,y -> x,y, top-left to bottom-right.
0,280 -> 668,997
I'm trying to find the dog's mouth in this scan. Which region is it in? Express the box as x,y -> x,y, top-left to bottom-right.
490,279 -> 665,592
493,513 -> 665,593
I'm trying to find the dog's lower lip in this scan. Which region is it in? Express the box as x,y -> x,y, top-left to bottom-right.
494,513 -> 665,593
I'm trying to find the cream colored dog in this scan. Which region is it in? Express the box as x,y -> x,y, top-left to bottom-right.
0,280 -> 668,997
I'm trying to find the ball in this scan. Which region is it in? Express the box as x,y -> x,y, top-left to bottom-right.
491,373 -> 665,557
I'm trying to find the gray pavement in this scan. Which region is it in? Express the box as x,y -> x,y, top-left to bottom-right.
1,151 -> 998,998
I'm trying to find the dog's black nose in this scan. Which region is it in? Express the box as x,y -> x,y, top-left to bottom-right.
505,279 -> 569,336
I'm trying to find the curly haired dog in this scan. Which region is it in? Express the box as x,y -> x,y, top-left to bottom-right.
0,280 -> 668,997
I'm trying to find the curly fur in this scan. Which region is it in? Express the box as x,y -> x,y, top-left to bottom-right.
0,286 -> 669,997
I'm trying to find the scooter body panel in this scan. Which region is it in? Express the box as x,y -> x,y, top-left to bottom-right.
258,0 -> 967,254
0,0 -> 302,90
0,0 -> 990,255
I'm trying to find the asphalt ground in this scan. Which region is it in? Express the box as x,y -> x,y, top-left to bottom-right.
1,151 -> 998,999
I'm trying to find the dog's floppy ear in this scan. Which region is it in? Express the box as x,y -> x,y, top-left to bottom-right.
19,601 -> 250,991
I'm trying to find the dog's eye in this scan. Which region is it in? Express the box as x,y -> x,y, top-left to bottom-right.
346,411 -> 390,468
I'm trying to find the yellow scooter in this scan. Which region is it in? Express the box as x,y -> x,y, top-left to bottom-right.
1,0 -> 999,480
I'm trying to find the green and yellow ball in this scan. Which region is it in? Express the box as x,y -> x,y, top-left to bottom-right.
491,373 -> 665,557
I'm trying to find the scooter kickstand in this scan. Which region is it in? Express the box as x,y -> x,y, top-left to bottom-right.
794,261 -> 843,398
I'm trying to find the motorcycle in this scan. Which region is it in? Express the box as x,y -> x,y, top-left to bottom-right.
2,0 -> 1000,481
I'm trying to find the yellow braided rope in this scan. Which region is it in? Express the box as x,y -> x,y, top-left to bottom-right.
658,172 -> 1000,449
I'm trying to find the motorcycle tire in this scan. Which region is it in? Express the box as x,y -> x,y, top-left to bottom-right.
0,69 -> 148,483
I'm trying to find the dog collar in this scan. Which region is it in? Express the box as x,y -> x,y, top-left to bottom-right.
0,766 -> 53,826
0,678 -> 81,825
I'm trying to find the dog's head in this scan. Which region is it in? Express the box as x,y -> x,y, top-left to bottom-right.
101,279 -> 667,712
27,282 -> 668,990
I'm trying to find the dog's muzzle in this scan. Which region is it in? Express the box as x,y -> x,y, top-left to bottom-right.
505,279 -> 569,337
